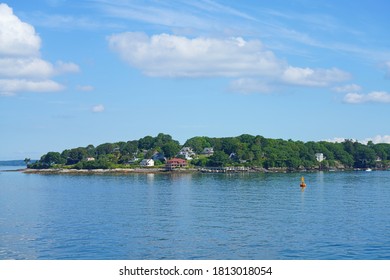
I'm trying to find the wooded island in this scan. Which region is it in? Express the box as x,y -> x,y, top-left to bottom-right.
27,133 -> 390,171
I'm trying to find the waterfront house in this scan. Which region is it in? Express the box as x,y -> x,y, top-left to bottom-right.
178,147 -> 195,160
165,158 -> 187,170
140,159 -> 154,167
86,157 -> 95,161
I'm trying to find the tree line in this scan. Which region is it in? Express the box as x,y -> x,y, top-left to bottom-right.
29,133 -> 390,170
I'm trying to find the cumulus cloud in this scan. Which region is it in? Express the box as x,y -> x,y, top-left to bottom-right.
0,3 -> 79,96
344,91 -> 390,104
332,83 -> 362,93
363,135 -> 390,144
108,32 -> 351,93
0,79 -> 64,94
326,135 -> 390,144
92,104 -> 105,113
108,32 -> 283,78
281,66 -> 350,87
0,3 -> 41,57
0,58 -> 54,78
54,61 -> 80,75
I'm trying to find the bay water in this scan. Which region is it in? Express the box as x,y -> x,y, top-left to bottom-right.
1,167 -> 389,259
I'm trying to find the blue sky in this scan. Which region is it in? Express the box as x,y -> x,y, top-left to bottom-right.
1,0 -> 390,160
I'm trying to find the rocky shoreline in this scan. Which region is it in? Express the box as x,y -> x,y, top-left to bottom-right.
21,168 -> 195,174
15,166 -> 383,175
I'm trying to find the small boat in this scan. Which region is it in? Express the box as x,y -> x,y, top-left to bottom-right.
300,176 -> 306,188
365,168 -> 372,172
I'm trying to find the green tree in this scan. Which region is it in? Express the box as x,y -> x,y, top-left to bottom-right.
221,137 -> 241,154
184,137 -> 211,153
208,151 -> 230,167
96,143 -> 117,156
41,152 -> 64,166
138,136 -> 155,150
24,158 -> 31,167
161,141 -> 181,158
85,144 -> 96,157
191,157 -> 208,167
122,141 -> 138,155
354,144 -> 376,168
154,133 -> 174,148
66,148 -> 87,165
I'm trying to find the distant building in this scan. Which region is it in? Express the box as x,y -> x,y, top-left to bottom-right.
140,159 -> 154,167
201,147 -> 214,156
152,152 -> 166,162
229,153 -> 237,159
127,157 -> 139,164
315,153 -> 325,162
86,157 -> 95,161
165,158 -> 187,170
179,147 -> 195,160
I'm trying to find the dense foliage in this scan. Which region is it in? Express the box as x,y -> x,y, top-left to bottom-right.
29,133 -> 390,170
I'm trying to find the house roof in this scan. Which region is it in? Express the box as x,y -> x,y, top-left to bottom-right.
166,158 -> 187,163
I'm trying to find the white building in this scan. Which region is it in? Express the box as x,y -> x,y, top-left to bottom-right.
140,159 -> 154,167
315,153 -> 325,162
178,147 -> 195,160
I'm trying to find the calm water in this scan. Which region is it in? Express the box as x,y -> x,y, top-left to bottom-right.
1,167 -> 389,260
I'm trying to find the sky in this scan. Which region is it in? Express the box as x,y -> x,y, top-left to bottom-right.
1,0 -> 390,160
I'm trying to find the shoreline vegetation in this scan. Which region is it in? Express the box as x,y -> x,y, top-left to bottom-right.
19,166 -> 389,175
23,133 -> 390,174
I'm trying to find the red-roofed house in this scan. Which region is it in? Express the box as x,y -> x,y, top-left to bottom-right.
165,158 -> 187,170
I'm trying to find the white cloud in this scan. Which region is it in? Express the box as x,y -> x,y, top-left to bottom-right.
344,91 -> 390,104
363,135 -> 390,144
0,3 -> 41,57
343,93 -> 364,104
92,104 -> 105,113
108,32 -> 284,78
0,79 -> 64,92
0,58 -> 54,78
324,137 -> 350,143
332,83 -> 362,93
0,3 -> 79,96
281,66 -> 350,87
325,136 -> 390,144
108,32 -> 351,92
54,61 -> 80,75
0,59 -> 79,79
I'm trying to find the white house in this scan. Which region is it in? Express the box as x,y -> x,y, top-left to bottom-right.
178,147 -> 195,160
140,159 -> 154,167
315,153 -> 325,162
